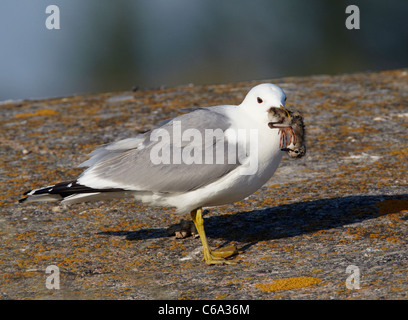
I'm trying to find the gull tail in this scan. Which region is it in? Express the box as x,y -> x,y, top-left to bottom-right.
19,181 -> 133,205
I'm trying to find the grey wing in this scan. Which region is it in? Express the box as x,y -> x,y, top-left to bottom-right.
77,107 -> 242,193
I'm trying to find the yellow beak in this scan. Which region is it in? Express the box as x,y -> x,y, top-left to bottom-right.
280,105 -> 291,119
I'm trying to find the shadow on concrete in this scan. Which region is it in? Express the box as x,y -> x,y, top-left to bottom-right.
97,194 -> 408,246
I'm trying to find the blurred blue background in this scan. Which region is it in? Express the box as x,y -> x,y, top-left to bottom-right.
0,0 -> 407,101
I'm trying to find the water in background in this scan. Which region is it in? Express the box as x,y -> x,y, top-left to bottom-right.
0,0 -> 407,101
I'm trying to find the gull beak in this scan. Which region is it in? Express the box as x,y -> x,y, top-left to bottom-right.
280,104 -> 291,119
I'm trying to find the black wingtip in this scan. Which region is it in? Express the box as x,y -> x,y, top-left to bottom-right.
18,197 -> 28,203
18,180 -> 125,204
19,189 -> 33,203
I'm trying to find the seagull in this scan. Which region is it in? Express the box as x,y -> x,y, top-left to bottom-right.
20,83 -> 302,265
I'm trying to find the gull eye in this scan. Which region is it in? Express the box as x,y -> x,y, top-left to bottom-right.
257,97 -> 263,103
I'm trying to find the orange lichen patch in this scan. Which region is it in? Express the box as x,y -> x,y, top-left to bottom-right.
1,271 -> 37,281
169,241 -> 186,251
15,230 -> 37,240
311,269 -> 323,274
338,124 -> 380,135
376,199 -> 408,215
387,149 -> 408,161
385,236 -> 401,243
98,220 -> 147,233
255,276 -> 322,292
14,109 -> 59,118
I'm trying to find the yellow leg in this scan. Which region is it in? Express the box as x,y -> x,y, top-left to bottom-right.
190,208 -> 239,265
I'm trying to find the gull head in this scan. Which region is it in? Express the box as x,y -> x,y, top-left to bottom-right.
240,83 -> 289,122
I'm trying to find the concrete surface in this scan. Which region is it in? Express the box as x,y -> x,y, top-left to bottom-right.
1,69 -> 407,299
